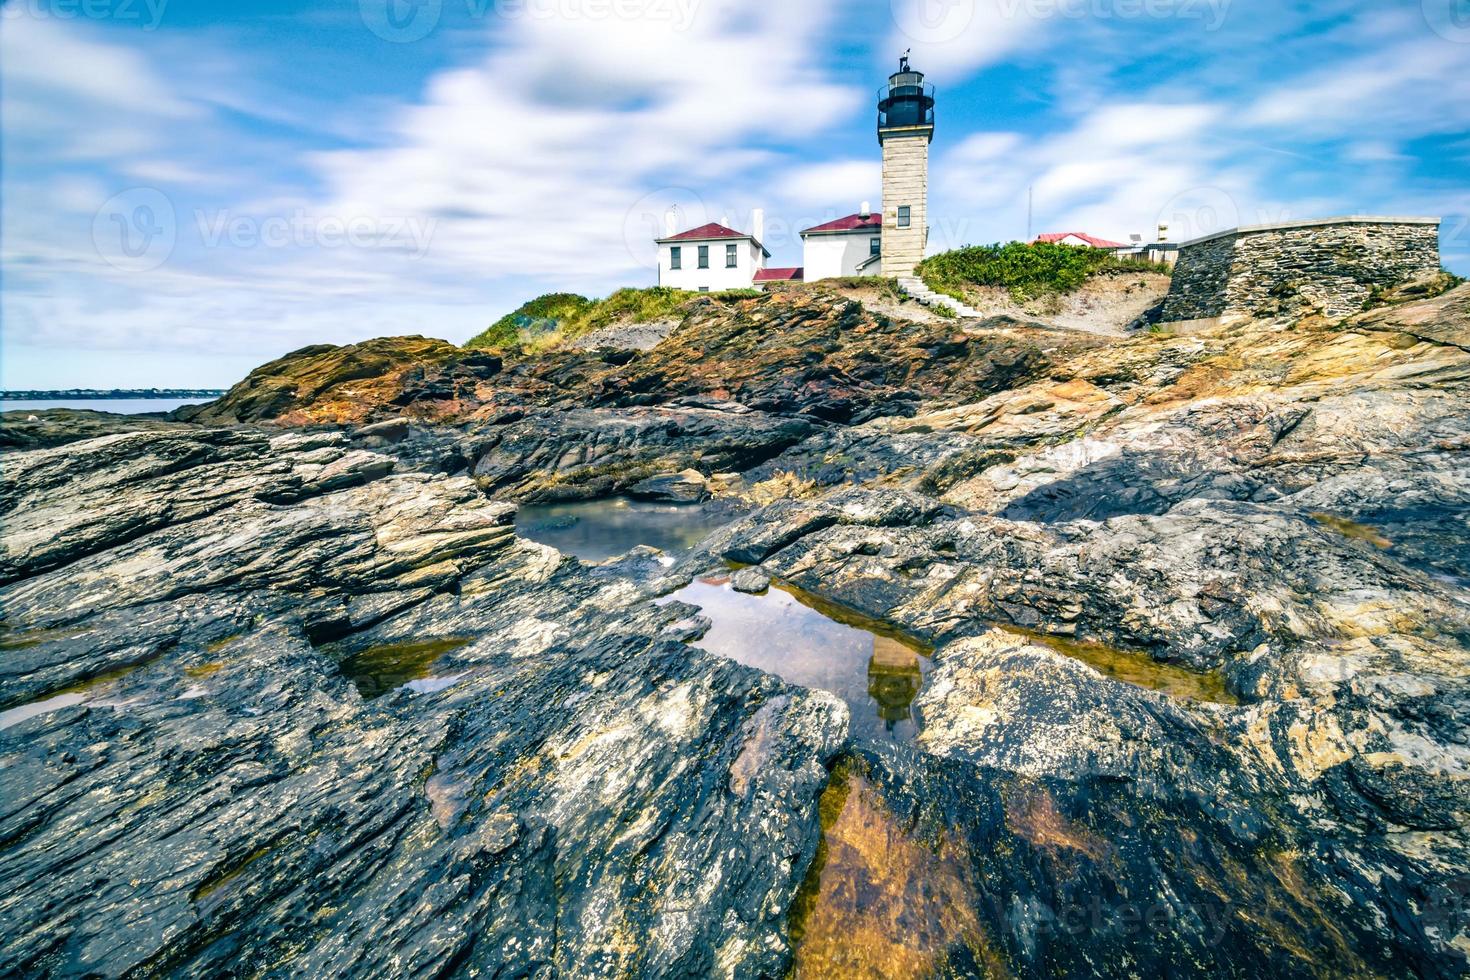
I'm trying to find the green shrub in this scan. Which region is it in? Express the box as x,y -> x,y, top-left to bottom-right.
917,242 -> 1170,304
466,292 -> 592,350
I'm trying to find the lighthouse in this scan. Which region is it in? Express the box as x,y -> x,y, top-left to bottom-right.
877,55 -> 935,278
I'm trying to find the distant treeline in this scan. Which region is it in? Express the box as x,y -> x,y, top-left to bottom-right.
2,389 -> 227,400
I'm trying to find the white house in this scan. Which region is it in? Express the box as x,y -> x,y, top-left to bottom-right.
656,213 -> 769,292
800,206 -> 884,282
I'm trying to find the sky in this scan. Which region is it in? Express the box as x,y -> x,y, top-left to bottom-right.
2,0 -> 1468,389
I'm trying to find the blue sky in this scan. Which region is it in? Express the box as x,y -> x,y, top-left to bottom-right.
2,0 -> 1468,388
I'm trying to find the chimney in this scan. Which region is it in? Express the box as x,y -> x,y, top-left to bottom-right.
664,208 -> 678,238
721,213 -> 731,231
860,200 -> 871,218
752,208 -> 765,244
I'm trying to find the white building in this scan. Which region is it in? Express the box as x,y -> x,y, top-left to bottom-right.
800,206 -> 883,282
655,213 -> 769,292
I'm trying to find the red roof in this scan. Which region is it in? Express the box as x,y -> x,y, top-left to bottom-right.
801,213 -> 882,235
754,267 -> 804,282
658,222 -> 749,242
1034,232 -> 1128,249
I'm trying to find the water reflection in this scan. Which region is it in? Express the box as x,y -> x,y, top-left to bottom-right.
662,576 -> 932,743
787,761 -> 991,978
333,637 -> 473,699
997,625 -> 1238,705
515,497 -> 745,562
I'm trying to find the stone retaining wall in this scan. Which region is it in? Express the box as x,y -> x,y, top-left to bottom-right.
1160,217 -> 1441,323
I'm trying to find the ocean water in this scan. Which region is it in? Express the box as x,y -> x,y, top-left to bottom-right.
0,398 -> 212,415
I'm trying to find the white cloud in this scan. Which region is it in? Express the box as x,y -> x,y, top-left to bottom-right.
311,1 -> 861,281
1246,37 -> 1470,138
777,160 -> 881,212
933,101 -> 1248,246
0,16 -> 197,164
888,0 -> 1045,78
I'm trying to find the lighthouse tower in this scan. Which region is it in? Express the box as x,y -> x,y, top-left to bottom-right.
877,55 -> 935,278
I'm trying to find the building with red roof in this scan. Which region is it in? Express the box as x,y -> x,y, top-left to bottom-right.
800,205 -> 884,282
655,212 -> 771,292
753,267 -> 804,285
1033,232 -> 1130,250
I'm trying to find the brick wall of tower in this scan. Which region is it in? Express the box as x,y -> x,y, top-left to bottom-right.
881,134 -> 929,278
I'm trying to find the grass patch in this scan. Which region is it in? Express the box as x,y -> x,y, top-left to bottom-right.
917,241 -> 1170,304
466,292 -> 592,351
467,287 -> 703,353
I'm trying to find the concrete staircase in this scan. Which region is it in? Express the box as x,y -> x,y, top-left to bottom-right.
897,276 -> 981,318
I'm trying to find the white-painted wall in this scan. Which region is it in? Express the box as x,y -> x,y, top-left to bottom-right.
658,238 -> 765,291
803,231 -> 883,282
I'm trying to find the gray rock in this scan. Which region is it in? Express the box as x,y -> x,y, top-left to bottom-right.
0,428 -> 848,978
730,567 -> 771,594
628,468 -> 711,503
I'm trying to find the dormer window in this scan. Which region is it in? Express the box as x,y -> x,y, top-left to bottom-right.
726,243 -> 738,268
670,246 -> 682,270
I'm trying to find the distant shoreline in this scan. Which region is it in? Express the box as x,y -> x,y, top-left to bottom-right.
2,389 -> 227,401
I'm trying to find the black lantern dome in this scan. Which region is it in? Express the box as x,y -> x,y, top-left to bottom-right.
877,54 -> 935,137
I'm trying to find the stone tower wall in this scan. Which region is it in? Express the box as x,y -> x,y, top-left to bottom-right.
881,134 -> 929,278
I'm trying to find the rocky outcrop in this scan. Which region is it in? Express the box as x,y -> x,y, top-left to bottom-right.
196,291 -> 1072,429
182,336 -> 467,426
0,408 -> 191,452
0,429 -> 847,977
5,284 -> 1469,977
670,286 -> 1470,976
